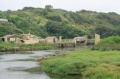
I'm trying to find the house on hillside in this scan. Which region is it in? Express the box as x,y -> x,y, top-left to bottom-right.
45,36 -> 58,43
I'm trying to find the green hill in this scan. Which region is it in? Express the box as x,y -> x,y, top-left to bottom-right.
0,5 -> 120,38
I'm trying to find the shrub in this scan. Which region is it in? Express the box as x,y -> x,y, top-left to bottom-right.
41,58 -> 87,75
83,64 -> 120,79
92,36 -> 120,50
98,36 -> 120,45
41,49 -> 120,77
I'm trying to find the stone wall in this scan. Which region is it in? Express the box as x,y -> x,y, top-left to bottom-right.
22,40 -> 39,44
95,34 -> 100,44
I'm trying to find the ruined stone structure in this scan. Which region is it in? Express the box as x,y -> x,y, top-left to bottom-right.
1,34 -> 20,43
0,19 -> 8,22
73,35 -> 88,45
1,33 -> 100,45
59,36 -> 62,42
1,33 -> 44,44
73,34 -> 100,45
84,35 -> 88,45
20,33 -> 43,44
94,34 -> 100,44
45,36 -> 58,43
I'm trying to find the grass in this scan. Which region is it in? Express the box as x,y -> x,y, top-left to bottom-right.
41,49 -> 120,79
92,44 -> 120,51
47,73 -> 82,79
83,63 -> 120,79
13,58 -> 35,61
24,67 -> 43,74
92,36 -> 120,50
0,41 -> 54,52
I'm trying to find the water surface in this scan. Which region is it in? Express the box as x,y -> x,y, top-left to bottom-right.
0,49 -> 82,79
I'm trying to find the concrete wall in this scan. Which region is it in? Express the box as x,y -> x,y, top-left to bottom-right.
22,40 -> 39,44
73,37 -> 84,43
45,37 -> 58,43
73,35 -> 88,45
84,35 -> 88,45
0,19 -> 8,22
95,34 -> 100,44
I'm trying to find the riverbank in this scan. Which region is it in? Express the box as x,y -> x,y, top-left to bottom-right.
41,49 -> 120,79
0,42 -> 54,52
92,36 -> 120,51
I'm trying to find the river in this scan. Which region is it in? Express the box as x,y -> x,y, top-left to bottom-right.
0,49 -> 82,79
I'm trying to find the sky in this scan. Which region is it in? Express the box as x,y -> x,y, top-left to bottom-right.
0,0 -> 120,14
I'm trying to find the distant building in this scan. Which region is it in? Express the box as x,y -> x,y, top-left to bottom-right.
73,35 -> 88,44
0,34 -> 20,43
73,34 -> 100,45
20,33 -> 44,44
0,33 -> 45,44
94,34 -> 100,44
45,36 -> 58,43
0,19 -> 8,22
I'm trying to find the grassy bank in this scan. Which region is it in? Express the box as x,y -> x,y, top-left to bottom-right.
92,36 -> 120,50
0,42 -> 54,52
41,49 -> 120,79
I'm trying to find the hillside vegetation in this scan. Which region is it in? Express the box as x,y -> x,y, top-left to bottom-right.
0,5 -> 120,38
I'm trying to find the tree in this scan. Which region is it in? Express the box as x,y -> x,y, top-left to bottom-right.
22,7 -> 35,11
46,15 -> 62,21
45,5 -> 53,10
45,5 -> 53,12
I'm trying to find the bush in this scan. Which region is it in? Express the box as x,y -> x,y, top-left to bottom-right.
92,36 -> 120,50
98,36 -> 120,45
0,42 -> 54,52
0,42 -> 16,51
41,49 -> 120,77
41,58 -> 87,75
83,64 -> 120,79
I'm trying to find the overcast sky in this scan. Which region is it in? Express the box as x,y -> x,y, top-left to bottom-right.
0,0 -> 120,14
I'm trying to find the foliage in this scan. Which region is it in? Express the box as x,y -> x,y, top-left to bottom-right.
45,21 -> 85,38
92,36 -> 120,50
46,14 -> 62,21
0,42 -> 54,52
98,36 -> 120,44
41,49 -> 120,78
45,5 -> 53,12
83,64 -> 120,79
0,41 -> 16,51
1,5 -> 120,38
